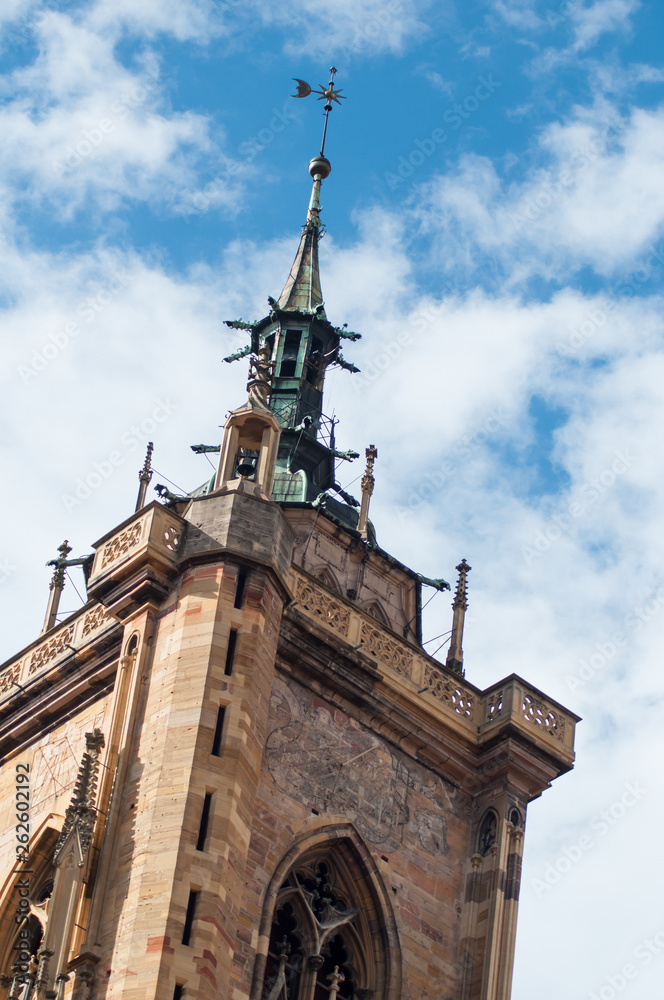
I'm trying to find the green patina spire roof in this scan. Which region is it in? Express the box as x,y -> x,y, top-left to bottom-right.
277,155 -> 330,315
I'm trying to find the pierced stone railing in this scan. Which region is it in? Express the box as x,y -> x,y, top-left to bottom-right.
290,570 -> 578,756
291,570 -> 478,727
480,678 -> 577,755
88,503 -> 184,586
0,603 -> 119,707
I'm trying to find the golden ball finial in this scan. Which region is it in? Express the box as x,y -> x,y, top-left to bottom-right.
309,155 -> 331,179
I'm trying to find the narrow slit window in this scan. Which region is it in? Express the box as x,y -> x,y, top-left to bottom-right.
225,630 -> 238,676
234,568 -> 248,609
211,706 -> 226,757
196,793 -> 213,852
182,890 -> 199,946
173,987 -> 184,1000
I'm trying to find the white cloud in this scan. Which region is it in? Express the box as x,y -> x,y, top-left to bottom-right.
571,0 -> 641,51
239,0 -> 433,58
490,0 -> 542,30
0,8 -> 242,218
412,101 -> 664,282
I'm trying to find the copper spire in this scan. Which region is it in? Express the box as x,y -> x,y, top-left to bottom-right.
277,68 -> 346,315
446,559 -> 471,675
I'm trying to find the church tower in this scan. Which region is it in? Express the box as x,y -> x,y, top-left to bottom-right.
0,72 -> 578,1000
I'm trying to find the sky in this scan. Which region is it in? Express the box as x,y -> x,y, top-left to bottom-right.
1,0 -> 663,996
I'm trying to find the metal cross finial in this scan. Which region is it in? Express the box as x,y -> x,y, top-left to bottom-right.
42,540 -> 92,634
292,67 -> 346,159
315,67 -> 346,157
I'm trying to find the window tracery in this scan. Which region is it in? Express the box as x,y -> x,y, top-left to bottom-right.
261,858 -> 368,1000
478,810 -> 498,857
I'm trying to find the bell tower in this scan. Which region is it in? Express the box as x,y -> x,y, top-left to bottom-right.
0,70 -> 579,1000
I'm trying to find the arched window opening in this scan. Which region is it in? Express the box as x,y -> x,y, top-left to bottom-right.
261,855 -> 374,1000
0,857 -> 55,982
478,810 -> 498,857
263,901 -> 304,1000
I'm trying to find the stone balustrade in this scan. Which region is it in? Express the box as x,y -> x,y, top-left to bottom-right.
88,502 -> 184,587
291,571 -> 577,757
0,603 -> 118,707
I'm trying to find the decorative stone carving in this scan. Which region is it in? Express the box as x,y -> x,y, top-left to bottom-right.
522,694 -> 565,741
53,730 -> 105,865
295,578 -> 350,638
28,626 -> 75,676
81,605 -> 109,638
162,523 -> 181,551
100,521 -> 143,569
359,622 -> 413,679
422,664 -> 474,718
486,690 -> 503,721
266,680 -> 452,855
0,662 -> 21,695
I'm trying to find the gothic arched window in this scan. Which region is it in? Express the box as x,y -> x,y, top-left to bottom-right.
478,810 -> 498,857
260,852 -> 380,1000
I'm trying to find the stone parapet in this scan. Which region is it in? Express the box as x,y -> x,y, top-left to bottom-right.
87,502 -> 184,617
289,568 -> 578,767
0,603 -> 118,708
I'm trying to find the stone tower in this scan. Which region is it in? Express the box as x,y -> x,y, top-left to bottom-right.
0,77 -> 578,1000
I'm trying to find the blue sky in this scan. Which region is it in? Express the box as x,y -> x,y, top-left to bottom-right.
2,1 -> 664,998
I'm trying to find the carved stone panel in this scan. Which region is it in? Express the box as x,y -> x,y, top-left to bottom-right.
265,678 -> 452,857
295,577 -> 350,638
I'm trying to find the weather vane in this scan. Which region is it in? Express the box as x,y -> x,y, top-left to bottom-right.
292,67 -> 346,157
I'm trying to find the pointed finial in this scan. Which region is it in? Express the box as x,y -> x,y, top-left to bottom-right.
446,559 -> 471,675
326,966 -> 346,1000
53,729 -> 105,865
42,541 -> 93,633
41,540 -> 72,634
135,441 -> 154,512
357,445 -> 378,540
